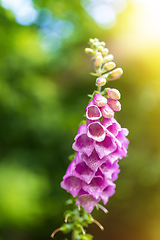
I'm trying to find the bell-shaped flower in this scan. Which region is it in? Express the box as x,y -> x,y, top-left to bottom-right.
86,104 -> 102,120
87,121 -> 106,142
76,189 -> 100,213
94,92 -> 107,107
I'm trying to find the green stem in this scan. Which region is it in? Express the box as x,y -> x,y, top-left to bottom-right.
97,85 -> 101,92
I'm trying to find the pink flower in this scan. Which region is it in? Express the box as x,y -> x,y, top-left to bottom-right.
61,93 -> 129,212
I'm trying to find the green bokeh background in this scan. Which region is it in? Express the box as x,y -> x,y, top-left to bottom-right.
0,0 -> 160,239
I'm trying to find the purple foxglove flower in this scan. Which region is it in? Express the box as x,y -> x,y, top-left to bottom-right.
76,189 -> 100,213
72,124 -> 94,156
86,104 -> 102,120
61,153 -> 95,185
61,175 -> 82,197
94,92 -> 107,107
100,160 -> 120,181
100,182 -> 116,205
87,121 -> 106,142
73,153 -> 95,184
94,135 -> 117,159
61,91 -> 129,213
106,118 -> 121,136
81,149 -> 107,172
82,175 -> 106,199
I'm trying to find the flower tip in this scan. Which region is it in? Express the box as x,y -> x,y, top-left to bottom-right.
108,68 -> 123,81
85,48 -> 94,55
96,77 -> 106,87
107,88 -> 121,100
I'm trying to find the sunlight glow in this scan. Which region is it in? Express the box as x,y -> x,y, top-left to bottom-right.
81,0 -> 126,29
1,0 -> 38,25
131,0 -> 160,44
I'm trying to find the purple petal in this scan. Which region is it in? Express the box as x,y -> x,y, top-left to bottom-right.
81,150 -> 106,171
100,160 -> 120,181
107,122 -> 121,136
94,92 -> 107,107
73,161 -> 95,184
82,176 -> 106,199
95,136 -> 117,159
116,128 -> 129,143
73,133 -> 94,156
102,117 -> 113,128
61,176 -> 82,197
76,189 -> 100,213
100,182 -> 116,205
87,121 -> 106,142
77,124 -> 88,135
86,105 -> 102,120
112,169 -> 120,181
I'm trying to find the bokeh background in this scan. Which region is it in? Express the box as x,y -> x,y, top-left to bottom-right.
0,0 -> 160,239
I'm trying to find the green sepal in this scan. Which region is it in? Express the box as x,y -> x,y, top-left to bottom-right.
81,234 -> 93,240
68,152 -> 76,162
79,120 -> 87,126
61,223 -> 73,234
90,72 -> 100,77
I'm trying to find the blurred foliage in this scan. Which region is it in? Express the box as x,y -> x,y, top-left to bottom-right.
0,0 -> 160,240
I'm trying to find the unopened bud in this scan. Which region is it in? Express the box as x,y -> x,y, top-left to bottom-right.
96,77 -> 106,86
103,54 -> 114,63
93,42 -> 99,49
94,93 -> 107,107
94,38 -> 99,42
95,55 -> 103,68
95,52 -> 102,57
103,62 -> 116,71
101,104 -> 114,118
85,48 -> 94,55
98,46 -> 103,52
100,41 -> 105,47
89,38 -> 94,44
102,48 -> 109,57
108,68 -> 123,81
61,224 -> 73,234
107,88 -> 121,100
107,99 -> 121,111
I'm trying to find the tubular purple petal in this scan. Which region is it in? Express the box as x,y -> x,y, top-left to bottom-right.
87,121 -> 106,142
86,105 -> 102,120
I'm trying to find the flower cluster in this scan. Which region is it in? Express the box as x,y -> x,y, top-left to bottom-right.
61,90 -> 129,213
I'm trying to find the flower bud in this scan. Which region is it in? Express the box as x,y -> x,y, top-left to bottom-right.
95,52 -> 102,57
101,104 -> 114,118
93,42 -> 99,49
102,48 -> 109,57
96,77 -> 106,87
100,41 -> 105,47
94,38 -> 99,42
85,48 -> 94,55
89,38 -> 94,44
103,62 -> 116,71
94,93 -> 107,107
107,99 -> 121,111
61,224 -> 73,234
107,88 -> 121,100
103,54 -> 114,63
95,55 -> 103,69
98,46 -> 103,52
87,122 -> 106,142
107,68 -> 123,81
